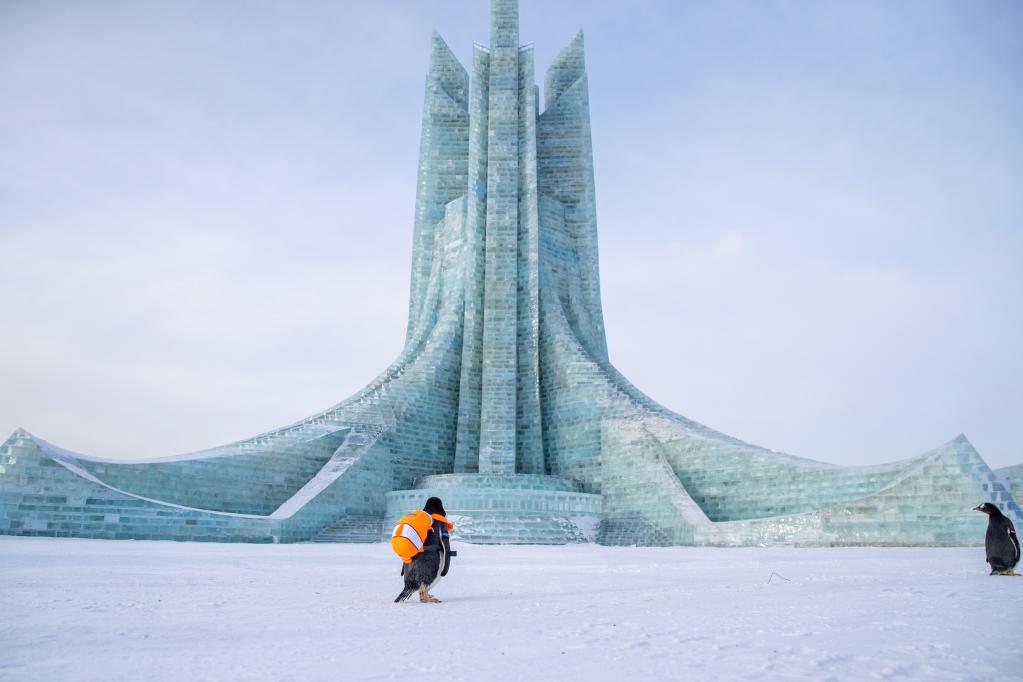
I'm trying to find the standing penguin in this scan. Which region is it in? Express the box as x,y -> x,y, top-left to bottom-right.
394,496 -> 455,603
973,502 -> 1020,575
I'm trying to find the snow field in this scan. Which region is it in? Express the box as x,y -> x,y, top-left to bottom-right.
0,537 -> 1020,681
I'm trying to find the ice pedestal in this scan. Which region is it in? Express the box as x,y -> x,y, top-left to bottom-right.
386,474 -> 602,544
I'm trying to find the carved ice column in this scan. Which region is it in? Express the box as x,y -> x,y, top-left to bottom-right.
405,34 -> 469,342
537,30 -> 608,362
516,44 -> 543,474
454,45 -> 491,473
478,0 -> 520,473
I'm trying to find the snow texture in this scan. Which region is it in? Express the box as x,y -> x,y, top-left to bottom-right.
0,537 -> 1020,681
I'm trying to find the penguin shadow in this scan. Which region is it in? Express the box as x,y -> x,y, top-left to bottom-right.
440,590 -> 595,603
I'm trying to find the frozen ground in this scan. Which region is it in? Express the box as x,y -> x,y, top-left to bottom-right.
0,538 -> 1020,681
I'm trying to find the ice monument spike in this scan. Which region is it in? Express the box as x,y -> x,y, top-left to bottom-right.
2,0 -> 1019,545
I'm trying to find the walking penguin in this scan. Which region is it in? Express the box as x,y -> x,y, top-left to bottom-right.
391,496 -> 456,603
973,502 -> 1020,575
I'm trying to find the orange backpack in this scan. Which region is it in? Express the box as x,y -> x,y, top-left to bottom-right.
391,510 -> 435,564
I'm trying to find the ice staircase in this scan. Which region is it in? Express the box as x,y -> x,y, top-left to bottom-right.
308,514 -> 384,543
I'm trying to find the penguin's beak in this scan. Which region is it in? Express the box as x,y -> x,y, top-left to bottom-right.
972,505 -> 984,512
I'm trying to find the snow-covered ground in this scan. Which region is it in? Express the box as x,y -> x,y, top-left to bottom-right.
0,537 -> 1019,681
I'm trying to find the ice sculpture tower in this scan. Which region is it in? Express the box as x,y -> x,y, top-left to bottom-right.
2,0 -> 1020,545
387,0 -> 608,541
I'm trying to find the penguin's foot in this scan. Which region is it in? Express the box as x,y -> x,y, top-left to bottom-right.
419,591 -> 441,603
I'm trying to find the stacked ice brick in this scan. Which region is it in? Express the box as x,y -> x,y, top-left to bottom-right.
3,0 -> 1019,546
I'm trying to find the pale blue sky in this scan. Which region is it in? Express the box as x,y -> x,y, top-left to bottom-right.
1,1 -> 1020,467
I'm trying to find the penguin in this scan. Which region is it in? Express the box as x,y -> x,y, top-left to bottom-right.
973,502 -> 1020,575
394,496 -> 455,603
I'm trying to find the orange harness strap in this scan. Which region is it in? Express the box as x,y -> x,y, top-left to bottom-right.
430,513 -> 454,531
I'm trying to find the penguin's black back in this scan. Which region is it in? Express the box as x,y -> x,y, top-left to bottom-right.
985,513 -> 1020,573
403,549 -> 441,590
402,520 -> 446,591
